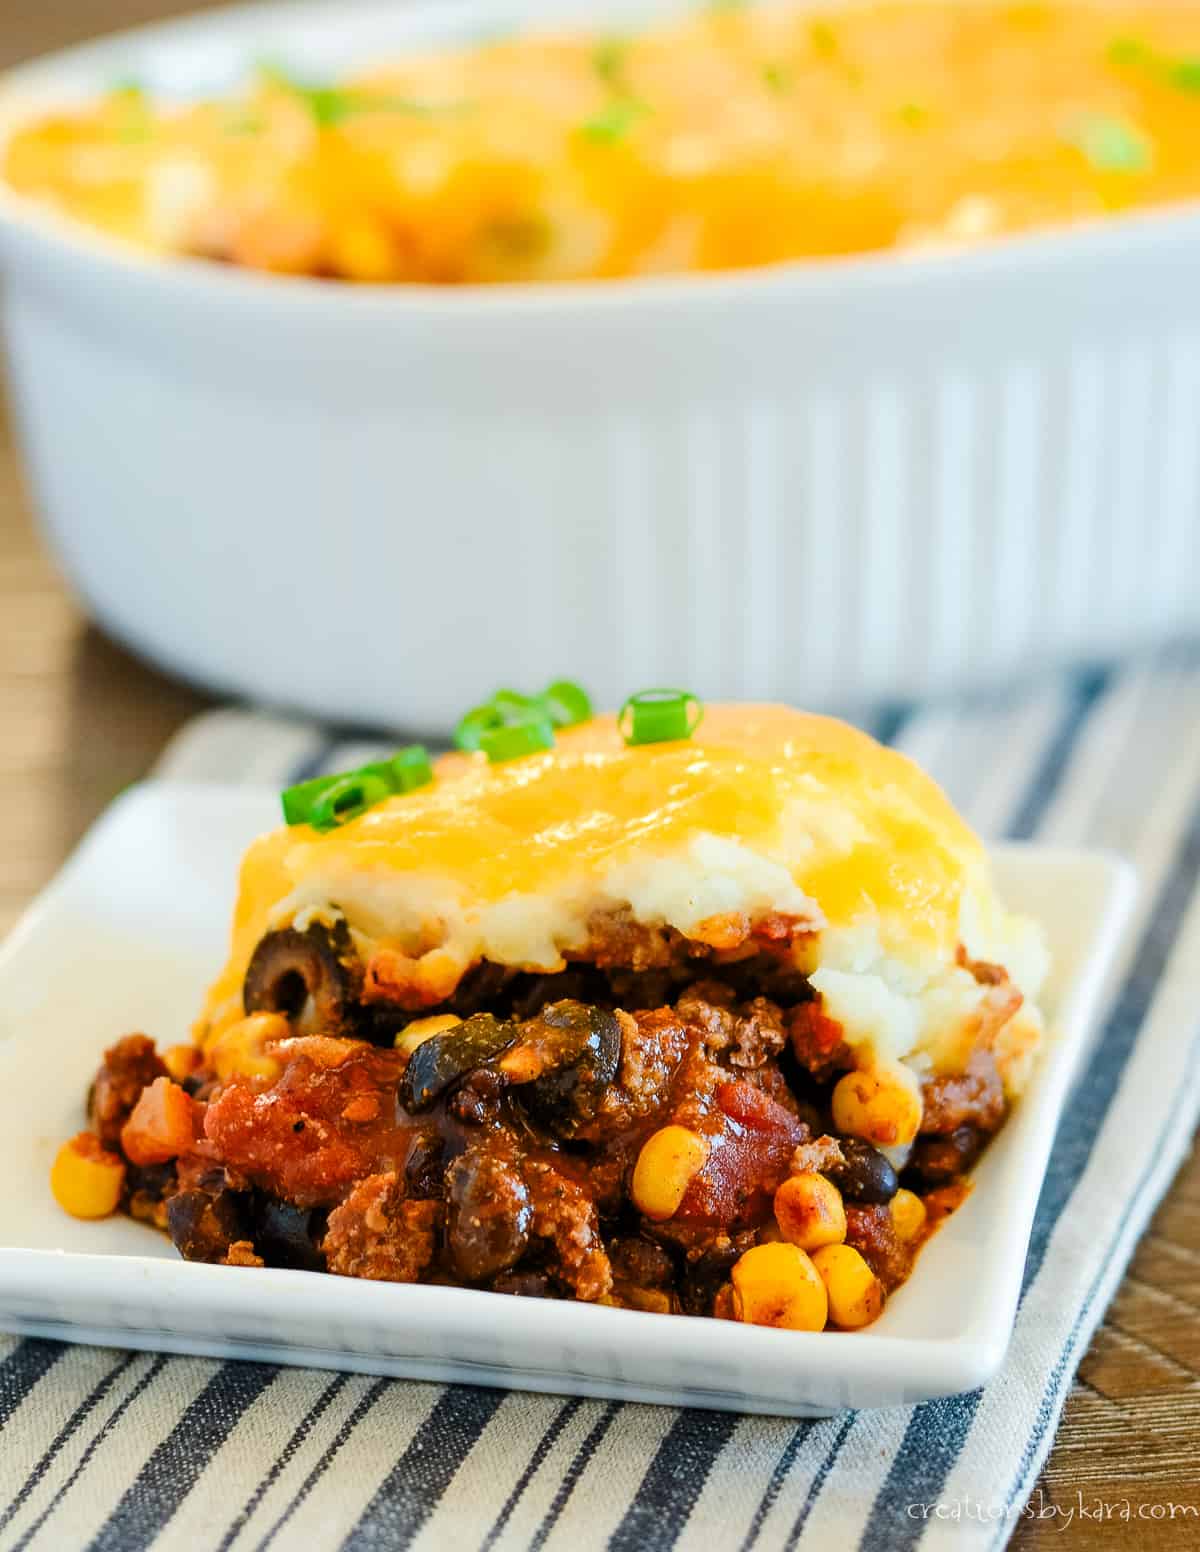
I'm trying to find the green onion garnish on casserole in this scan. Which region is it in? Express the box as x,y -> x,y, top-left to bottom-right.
52,700 -> 1048,1331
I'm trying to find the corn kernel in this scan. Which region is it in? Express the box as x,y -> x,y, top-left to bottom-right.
622,1287 -> 673,1315
50,1132 -> 125,1219
730,1242 -> 828,1331
810,1243 -> 884,1329
330,218 -> 406,283
397,1014 -> 462,1054
831,1067 -> 922,1147
209,1012 -> 288,1083
163,1043 -> 202,1083
631,1125 -> 710,1221
774,1172 -> 847,1251
890,1188 -> 928,1242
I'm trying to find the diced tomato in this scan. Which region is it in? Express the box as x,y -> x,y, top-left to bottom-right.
120,1077 -> 198,1166
676,1082 -> 807,1225
788,1002 -> 847,1072
715,1081 -> 805,1135
204,1043 -> 407,1208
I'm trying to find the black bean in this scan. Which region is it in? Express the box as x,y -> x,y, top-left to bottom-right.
124,1161 -> 175,1204
827,1137 -> 898,1204
446,1142 -> 531,1281
608,1235 -> 677,1291
905,1126 -> 984,1188
124,1162 -> 177,1226
448,1068 -> 505,1125
508,969 -> 608,1020
490,1271 -> 552,1298
166,1188 -> 249,1263
678,1242 -> 743,1316
253,1198 -> 326,1271
403,1131 -> 447,1198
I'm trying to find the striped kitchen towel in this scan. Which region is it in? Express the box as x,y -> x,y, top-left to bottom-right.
3,648 -> 1200,1552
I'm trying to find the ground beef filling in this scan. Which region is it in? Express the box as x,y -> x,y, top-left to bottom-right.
82,932 -> 1013,1317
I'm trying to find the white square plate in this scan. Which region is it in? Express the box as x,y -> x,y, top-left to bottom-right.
0,786 -> 1136,1416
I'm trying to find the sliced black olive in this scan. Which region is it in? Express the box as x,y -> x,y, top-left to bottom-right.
167,1187 -> 250,1264
511,1001 -> 621,1137
397,1013 -> 517,1113
826,1138 -> 899,1204
446,1140 -> 531,1281
243,919 -> 360,1035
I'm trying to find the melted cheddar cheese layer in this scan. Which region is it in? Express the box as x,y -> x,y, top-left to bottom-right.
5,1 -> 1200,283
198,705 -> 1047,1096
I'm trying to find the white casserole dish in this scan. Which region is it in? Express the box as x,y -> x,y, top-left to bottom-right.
1,0 -> 1200,731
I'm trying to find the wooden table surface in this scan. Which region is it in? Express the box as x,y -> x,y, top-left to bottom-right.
1,6 -> 1198,1546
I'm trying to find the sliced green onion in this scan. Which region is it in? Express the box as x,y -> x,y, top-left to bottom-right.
809,19 -> 839,56
479,717 -> 556,764
107,80 -> 154,142
762,62 -> 794,95
455,694 -> 534,751
579,97 -> 649,144
282,748 -> 433,828
1106,35 -> 1150,68
116,119 -> 155,144
1106,35 -> 1200,96
257,64 -> 469,125
454,704 -> 503,751
305,86 -> 357,127
257,64 -> 351,125
456,681 -> 593,750
388,745 -> 434,794
1067,113 -> 1152,173
896,101 -> 929,127
540,680 -> 593,728
310,769 -> 393,830
282,772 -> 333,826
592,37 -> 630,88
1167,56 -> 1200,94
223,111 -> 266,136
619,689 -> 704,746
491,688 -> 538,723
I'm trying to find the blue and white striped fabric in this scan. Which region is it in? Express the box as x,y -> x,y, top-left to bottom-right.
4,649 -> 1200,1552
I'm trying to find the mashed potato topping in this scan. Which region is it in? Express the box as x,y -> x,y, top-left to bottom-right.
198,705 -> 1048,1103
5,1 -> 1200,282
